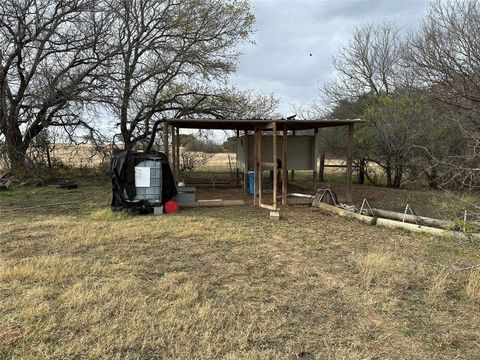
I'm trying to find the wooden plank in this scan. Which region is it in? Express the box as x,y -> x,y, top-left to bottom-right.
176,127 -> 180,180
253,128 -> 258,206
272,122 -> 277,211
282,124 -> 287,206
346,124 -> 353,203
323,164 -> 358,168
171,125 -> 176,177
260,162 -> 275,167
313,128 -> 319,191
319,153 -> 325,181
259,203 -> 275,210
258,129 -> 262,207
235,130 -> 240,185
163,121 -> 169,159
257,121 -> 276,130
291,130 -> 295,182
181,199 -> 244,208
243,130 -> 248,200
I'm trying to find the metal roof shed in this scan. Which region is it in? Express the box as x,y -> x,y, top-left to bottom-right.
164,118 -> 363,210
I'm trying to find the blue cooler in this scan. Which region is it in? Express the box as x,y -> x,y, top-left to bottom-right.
248,171 -> 255,195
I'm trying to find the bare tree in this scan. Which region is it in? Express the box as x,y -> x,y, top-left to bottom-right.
103,0 -> 257,150
319,22 -> 423,187
0,0 -> 113,176
406,0 -> 480,189
364,94 -> 426,187
322,22 -> 404,106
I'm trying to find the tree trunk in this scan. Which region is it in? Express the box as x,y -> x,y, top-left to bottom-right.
358,158 -> 365,184
122,131 -> 135,150
3,114 -> 25,171
425,167 -> 438,189
392,157 -> 403,188
5,130 -> 28,177
386,156 -> 392,187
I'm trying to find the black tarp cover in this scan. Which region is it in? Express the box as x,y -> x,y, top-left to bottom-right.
111,150 -> 177,214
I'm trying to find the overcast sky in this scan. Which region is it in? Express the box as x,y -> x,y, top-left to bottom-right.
231,0 -> 429,116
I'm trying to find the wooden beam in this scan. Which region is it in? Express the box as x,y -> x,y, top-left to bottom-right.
253,128 -> 258,206
346,124 -> 354,203
176,127 -> 180,180
259,203 -> 275,210
235,130 -> 240,185
181,199 -> 244,207
319,153 -> 325,181
258,129 -> 262,207
272,122 -> 277,211
243,130 -> 248,200
171,125 -> 176,176
313,128 -> 319,191
291,130 -> 295,182
260,162 -> 275,167
257,121 -> 276,130
282,124 -> 287,206
163,121 -> 169,159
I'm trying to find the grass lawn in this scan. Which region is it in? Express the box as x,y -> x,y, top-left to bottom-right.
1,184 -> 480,359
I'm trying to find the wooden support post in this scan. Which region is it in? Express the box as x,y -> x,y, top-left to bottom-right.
291,130 -> 295,182
243,130 -> 248,200
170,125 -> 177,173
235,130 -> 240,185
258,129 -> 262,206
175,127 -> 181,181
282,124 -> 287,206
272,122 -> 277,211
346,124 -> 354,203
319,153 -> 325,182
313,128 -> 319,191
163,121 -> 169,160
253,128 -> 259,206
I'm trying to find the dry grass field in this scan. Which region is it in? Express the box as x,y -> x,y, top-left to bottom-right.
1,183 -> 480,359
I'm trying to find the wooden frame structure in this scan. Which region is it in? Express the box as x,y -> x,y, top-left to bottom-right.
164,118 -> 363,210
253,122 -> 278,210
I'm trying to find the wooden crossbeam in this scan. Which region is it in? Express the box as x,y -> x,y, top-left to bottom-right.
256,121 -> 276,130
260,162 -> 275,167
259,203 -> 275,210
